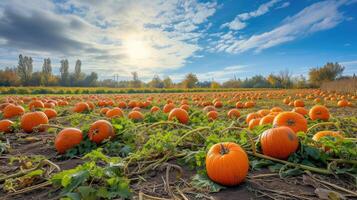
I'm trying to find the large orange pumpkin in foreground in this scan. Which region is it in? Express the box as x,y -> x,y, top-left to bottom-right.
88,120 -> 115,144
21,111 -> 49,133
273,111 -> 307,133
168,108 -> 189,124
206,142 -> 249,186
309,105 -> 330,121
260,126 -> 299,159
55,128 -> 83,154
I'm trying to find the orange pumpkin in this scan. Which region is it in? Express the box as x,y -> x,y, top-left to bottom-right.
28,100 -> 45,110
43,109 -> 57,119
248,118 -> 261,130
337,100 -> 348,107
128,111 -> 144,121
73,102 -> 90,113
246,112 -> 260,124
260,126 -> 299,159
312,131 -> 344,142
292,107 -> 308,116
106,107 -> 124,118
150,106 -> 160,113
273,111 -> 307,133
179,104 -> 189,111
259,115 -> 275,125
88,120 -> 115,144
55,128 -> 83,154
257,109 -> 270,117
309,105 -> 330,121
168,108 -> 189,124
163,103 -> 175,113
3,104 -> 25,118
21,111 -> 49,133
294,100 -> 304,107
227,109 -> 240,119
0,119 -> 14,133
206,142 -> 249,186
207,110 -> 218,121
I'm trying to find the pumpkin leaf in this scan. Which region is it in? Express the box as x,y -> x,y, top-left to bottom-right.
250,159 -> 274,170
191,174 -> 226,193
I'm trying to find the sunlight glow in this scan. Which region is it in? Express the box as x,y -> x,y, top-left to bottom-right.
124,36 -> 151,60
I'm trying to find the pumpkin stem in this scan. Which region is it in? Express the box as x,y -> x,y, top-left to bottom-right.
220,143 -> 229,155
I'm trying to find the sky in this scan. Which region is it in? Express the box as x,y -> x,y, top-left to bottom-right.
0,0 -> 356,82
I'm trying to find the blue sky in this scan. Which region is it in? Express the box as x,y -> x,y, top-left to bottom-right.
0,0 -> 356,82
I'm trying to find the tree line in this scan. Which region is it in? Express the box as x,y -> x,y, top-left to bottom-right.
0,54 -> 349,88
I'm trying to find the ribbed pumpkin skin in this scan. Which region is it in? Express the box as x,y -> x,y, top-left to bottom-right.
21,111 -> 49,133
205,142 -> 249,186
273,111 -> 307,133
168,108 -> 189,124
312,131 -> 344,141
88,120 -> 115,144
55,128 -> 83,154
260,126 -> 299,159
309,105 -> 330,121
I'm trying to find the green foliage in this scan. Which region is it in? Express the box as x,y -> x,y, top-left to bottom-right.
191,173 -> 226,193
52,149 -> 131,200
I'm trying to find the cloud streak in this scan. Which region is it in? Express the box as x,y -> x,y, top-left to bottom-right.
213,0 -> 352,54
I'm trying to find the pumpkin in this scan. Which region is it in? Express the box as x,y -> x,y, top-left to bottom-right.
309,105 -> 330,121
214,101 -> 223,108
294,100 -> 304,107
179,104 -> 189,111
292,107 -> 308,116
118,101 -> 127,108
248,118 -> 261,130
246,112 -> 260,124
273,111 -> 307,133
203,105 -> 216,112
100,107 -> 110,115
257,109 -> 270,117
28,100 -> 45,110
259,115 -> 275,125
87,102 -> 95,110
168,108 -> 189,124
43,109 -> 57,119
150,106 -> 160,113
106,107 -> 124,118
337,100 -> 348,107
207,110 -> 218,121
0,119 -> 14,133
270,107 -> 283,113
128,111 -> 144,121
260,126 -> 299,159
3,104 -> 25,118
205,142 -> 249,186
235,102 -> 244,108
163,103 -> 175,113
312,131 -> 344,142
55,128 -> 83,154
227,109 -> 240,119
88,120 -> 115,144
73,102 -> 90,113
21,111 -> 49,133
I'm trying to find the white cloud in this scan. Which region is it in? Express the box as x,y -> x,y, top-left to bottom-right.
0,0 -> 217,79
213,0 -> 353,54
276,2 -> 290,9
221,0 -> 281,30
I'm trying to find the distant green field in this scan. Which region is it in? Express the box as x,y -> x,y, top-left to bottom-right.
0,87 -> 276,95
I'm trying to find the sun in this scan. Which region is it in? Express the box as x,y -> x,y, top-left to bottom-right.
124,36 -> 151,60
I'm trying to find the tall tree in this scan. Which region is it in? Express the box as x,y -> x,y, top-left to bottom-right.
41,58 -> 52,86
73,59 -> 84,86
17,54 -> 33,86
83,72 -> 98,87
60,59 -> 70,86
182,73 -> 198,88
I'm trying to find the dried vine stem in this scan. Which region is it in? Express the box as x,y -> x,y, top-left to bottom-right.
307,122 -> 339,134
